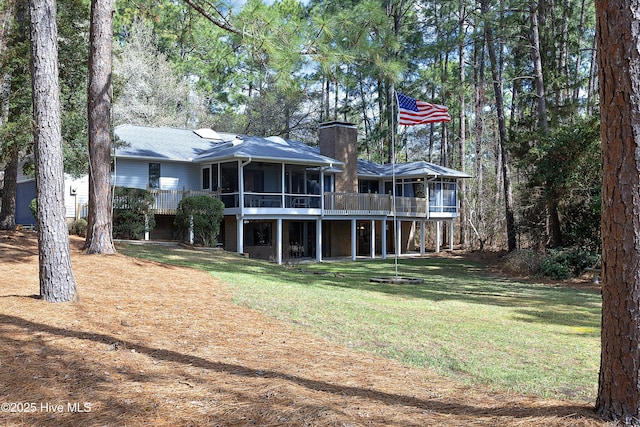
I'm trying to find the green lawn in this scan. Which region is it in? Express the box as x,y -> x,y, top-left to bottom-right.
118,243 -> 601,402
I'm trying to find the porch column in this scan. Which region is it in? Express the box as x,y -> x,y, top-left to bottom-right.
237,217 -> 244,254
351,218 -> 357,260
420,220 -> 426,255
239,160 -> 245,211
381,220 -> 387,260
449,220 -> 454,251
316,219 -> 322,262
276,218 -> 283,265
370,220 -> 376,259
396,220 -> 402,256
281,163 -> 286,208
435,220 -> 441,253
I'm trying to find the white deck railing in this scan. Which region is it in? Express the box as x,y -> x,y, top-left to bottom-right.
323,193 -> 429,217
120,189 -> 447,217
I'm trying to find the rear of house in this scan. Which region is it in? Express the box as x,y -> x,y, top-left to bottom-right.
11,121 -> 469,263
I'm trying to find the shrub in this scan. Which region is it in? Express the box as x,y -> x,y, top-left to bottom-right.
540,248 -> 600,280
565,247 -> 600,276
29,198 -> 37,221
540,251 -> 572,280
112,187 -> 155,240
174,195 -> 224,246
502,249 -> 542,276
73,218 -> 87,237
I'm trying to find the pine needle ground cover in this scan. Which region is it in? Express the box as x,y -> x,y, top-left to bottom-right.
0,231 -> 606,426
121,243 -> 601,403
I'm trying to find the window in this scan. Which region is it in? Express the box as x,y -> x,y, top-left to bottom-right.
220,161 -> 238,193
211,164 -> 219,191
244,162 -> 280,193
245,222 -> 272,246
358,179 -> 379,193
202,167 -> 211,190
306,171 -> 320,195
149,163 -> 160,189
324,174 -> 334,193
285,165 -> 307,194
244,169 -> 264,192
429,179 -> 457,213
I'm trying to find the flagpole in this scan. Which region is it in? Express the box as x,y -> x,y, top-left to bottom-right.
391,85 -> 399,279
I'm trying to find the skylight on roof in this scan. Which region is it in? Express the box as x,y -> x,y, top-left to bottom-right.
266,136 -> 289,146
194,128 -> 223,141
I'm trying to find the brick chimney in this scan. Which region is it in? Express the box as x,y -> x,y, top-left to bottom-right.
318,121 -> 357,193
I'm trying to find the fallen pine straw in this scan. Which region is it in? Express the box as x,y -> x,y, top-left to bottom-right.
0,231 -> 610,426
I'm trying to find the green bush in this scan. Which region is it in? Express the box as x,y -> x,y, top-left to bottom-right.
29,198 -> 37,221
540,248 -> 600,280
73,218 -> 87,237
112,187 -> 155,240
174,195 -> 224,246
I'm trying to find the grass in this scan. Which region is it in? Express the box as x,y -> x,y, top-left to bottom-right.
118,243 -> 601,402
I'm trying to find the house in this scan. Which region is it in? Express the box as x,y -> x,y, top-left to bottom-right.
13,121 -> 469,263
112,121 -> 470,264
14,163 -> 89,226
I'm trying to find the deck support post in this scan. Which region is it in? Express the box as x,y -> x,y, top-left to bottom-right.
370,220 -> 376,259
396,219 -> 402,256
420,220 -> 425,255
351,218 -> 357,260
316,219 -> 322,262
449,220 -> 454,251
237,217 -> 244,255
276,218 -> 283,265
435,220 -> 441,253
381,220 -> 387,260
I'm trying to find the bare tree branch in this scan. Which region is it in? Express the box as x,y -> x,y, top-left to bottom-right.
181,0 -> 243,36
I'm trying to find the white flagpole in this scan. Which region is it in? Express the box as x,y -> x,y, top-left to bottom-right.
391,86 -> 399,278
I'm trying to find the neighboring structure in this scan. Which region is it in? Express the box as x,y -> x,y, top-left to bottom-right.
16,122 -> 470,263
14,163 -> 89,226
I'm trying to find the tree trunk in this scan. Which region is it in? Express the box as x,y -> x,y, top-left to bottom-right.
483,0 -> 517,252
458,0 -> 467,247
0,0 -> 16,230
85,0 -> 116,254
29,0 -> 76,302
0,149 -> 17,230
595,0 -> 640,422
530,3 -> 548,131
530,3 -> 563,248
547,196 -> 562,248
473,28 -> 485,249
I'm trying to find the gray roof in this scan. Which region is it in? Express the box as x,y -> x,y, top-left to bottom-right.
358,159 -> 471,179
114,124 -> 341,167
114,124 -> 469,179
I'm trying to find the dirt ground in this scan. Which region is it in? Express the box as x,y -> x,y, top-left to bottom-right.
0,231 -> 609,426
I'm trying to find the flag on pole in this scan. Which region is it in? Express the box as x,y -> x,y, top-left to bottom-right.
396,92 -> 451,126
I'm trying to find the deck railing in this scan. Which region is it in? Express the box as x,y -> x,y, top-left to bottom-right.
117,189 -> 448,217
323,193 -> 429,217
150,189 -> 214,214
111,189 -> 216,215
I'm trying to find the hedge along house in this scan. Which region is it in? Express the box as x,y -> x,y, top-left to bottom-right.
113,121 -> 470,264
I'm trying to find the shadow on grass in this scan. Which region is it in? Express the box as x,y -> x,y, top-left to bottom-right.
118,243 -> 601,331
0,313 -> 601,425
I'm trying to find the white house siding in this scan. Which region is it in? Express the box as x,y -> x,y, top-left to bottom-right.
65,175 -> 89,221
113,159 -> 200,191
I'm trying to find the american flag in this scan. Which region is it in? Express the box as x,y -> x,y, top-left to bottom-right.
396,92 -> 451,126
